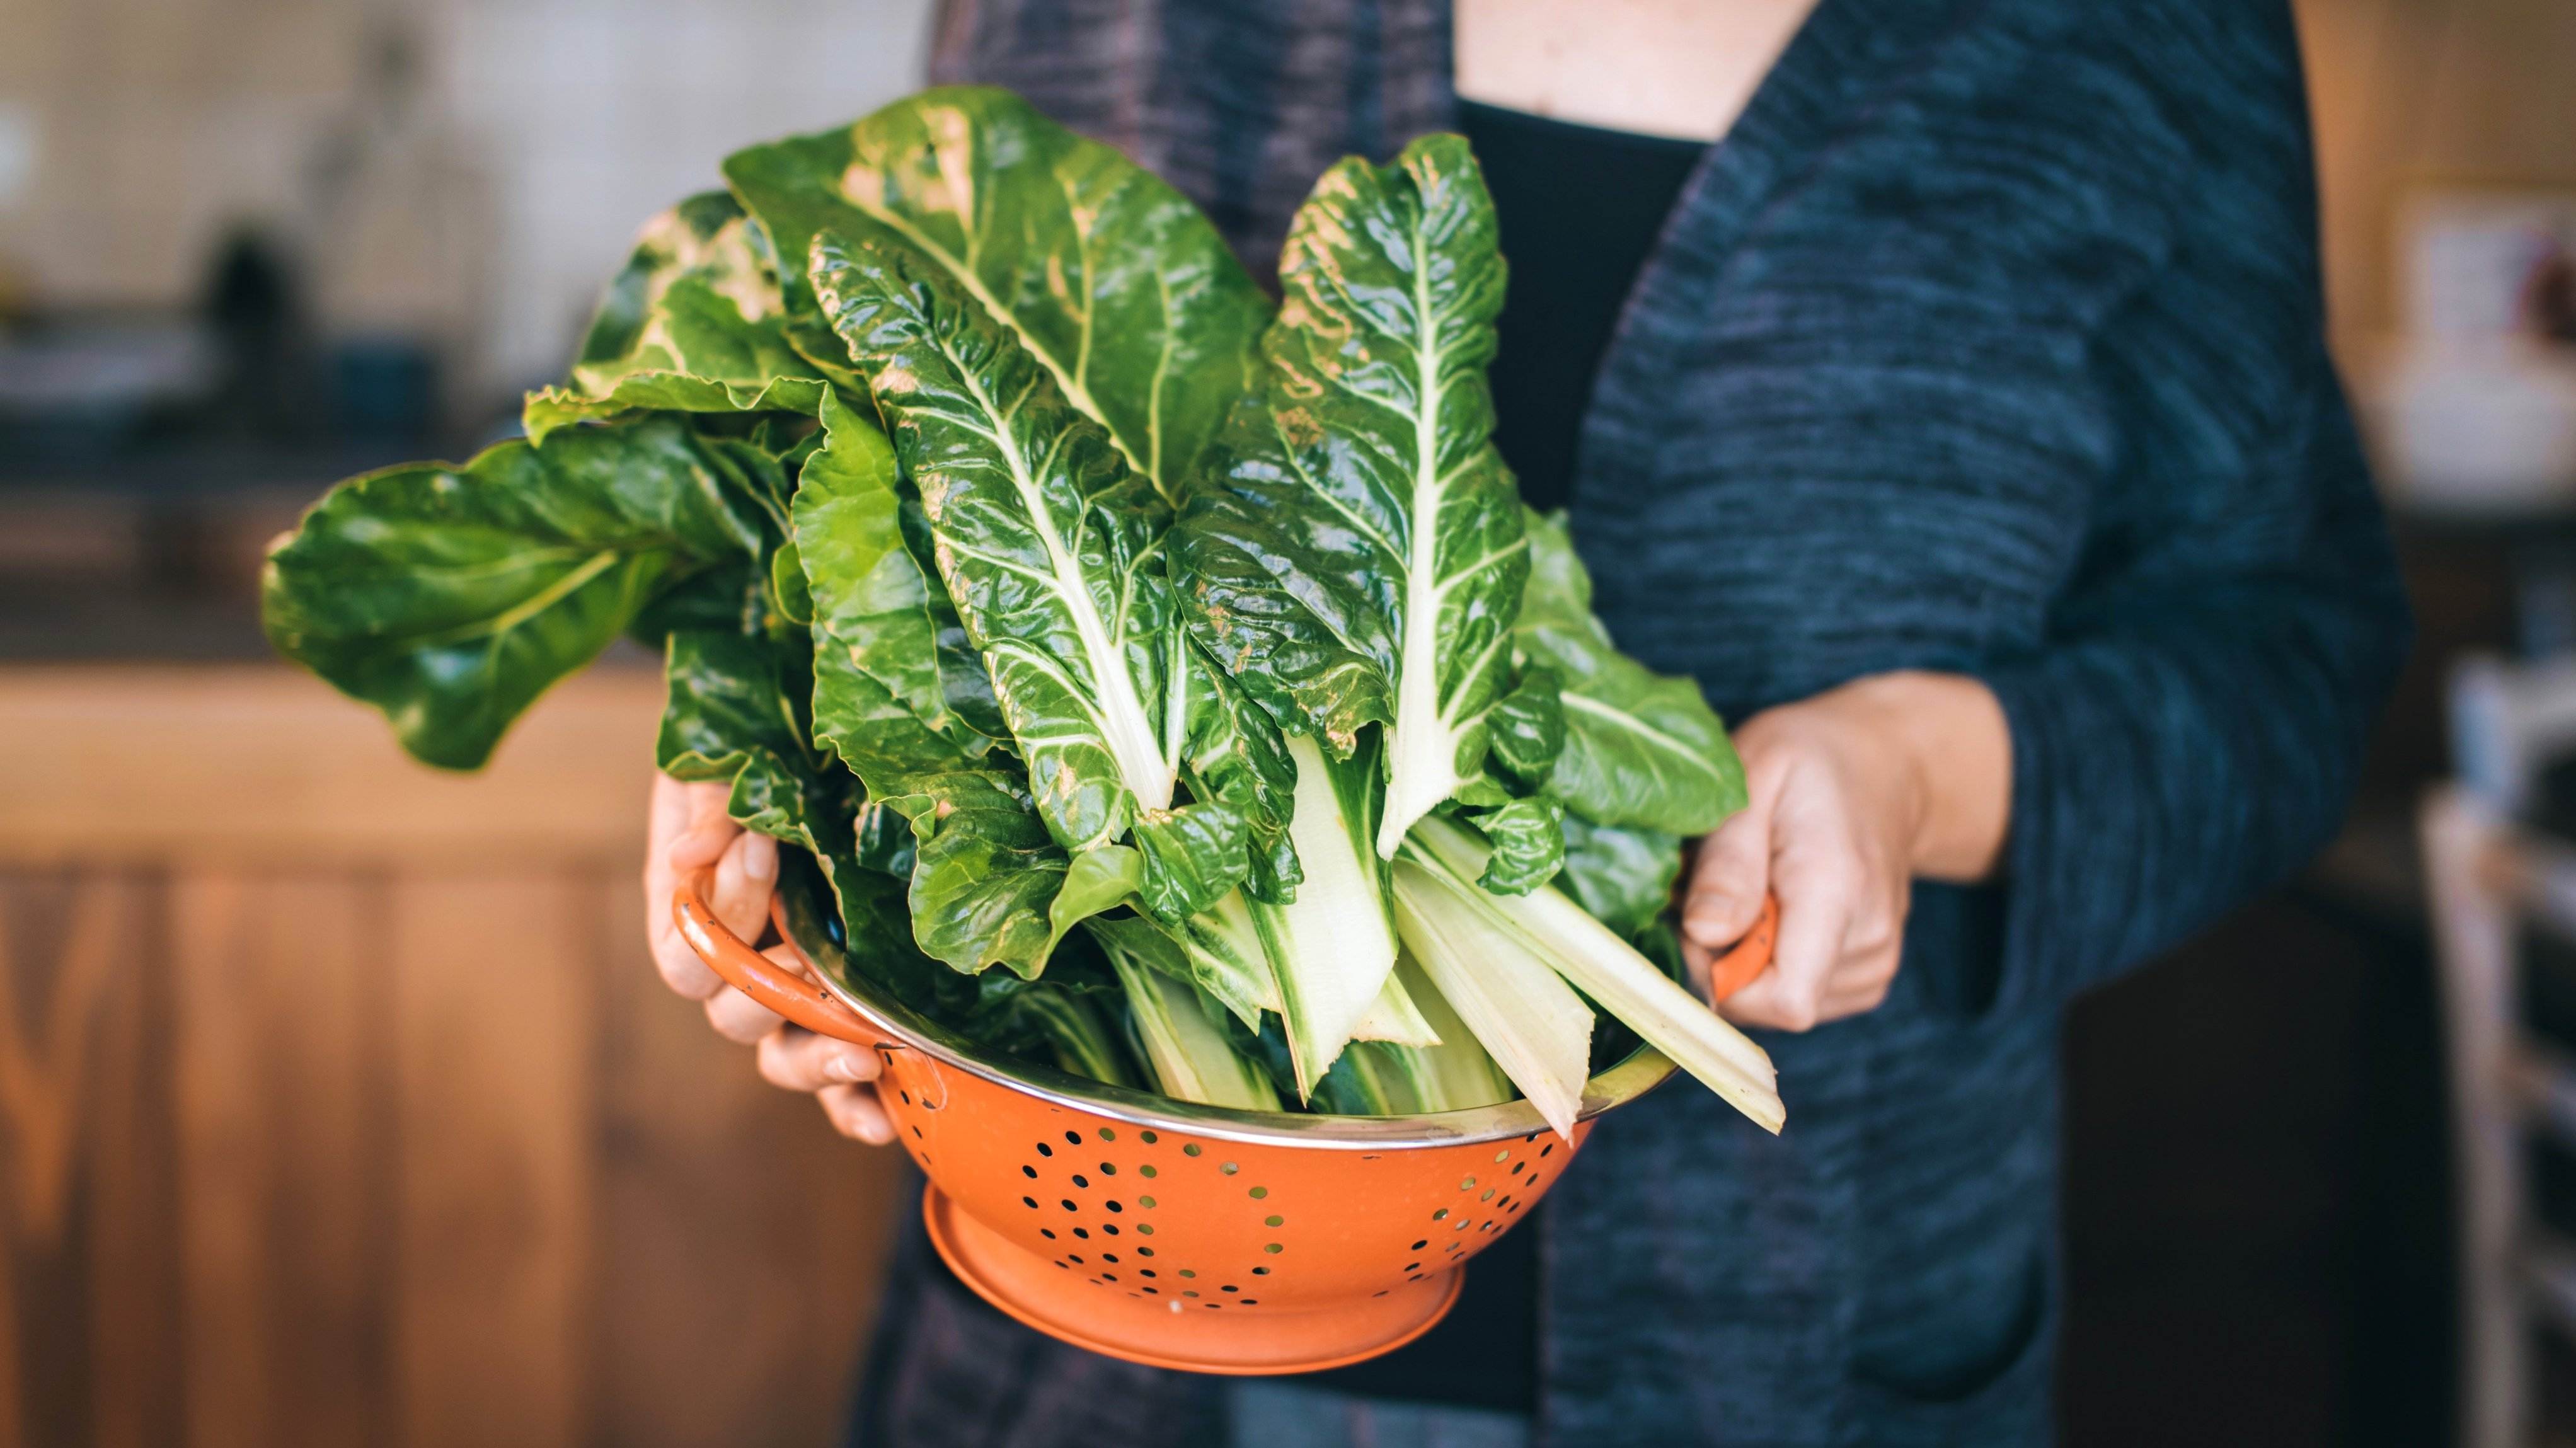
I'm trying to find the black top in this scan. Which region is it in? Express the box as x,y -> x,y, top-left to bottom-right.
1463,101 -> 1710,515
1297,101 -> 1707,1417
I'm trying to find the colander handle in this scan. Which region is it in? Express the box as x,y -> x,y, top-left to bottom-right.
1703,892 -> 1780,1005
674,870 -> 886,1047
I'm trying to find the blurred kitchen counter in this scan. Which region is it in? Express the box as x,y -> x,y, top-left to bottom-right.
0,664 -> 892,1448
0,437 -> 492,660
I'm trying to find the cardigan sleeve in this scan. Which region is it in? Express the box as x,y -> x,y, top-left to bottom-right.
1977,353 -> 2405,1011
1969,1 -> 2410,1011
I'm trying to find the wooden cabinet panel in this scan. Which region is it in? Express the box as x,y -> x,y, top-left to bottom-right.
389,872 -> 597,1448
0,872 -> 185,1448
173,873 -> 388,1448
589,872 -> 901,1448
0,667 -> 897,1448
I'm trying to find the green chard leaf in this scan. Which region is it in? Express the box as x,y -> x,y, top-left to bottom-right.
1556,814 -> 1684,939
902,771 -> 1068,980
851,798 -> 917,877
1482,663 -> 1567,786
657,628 -> 842,851
803,613 -> 1137,979
811,232 -> 1257,923
803,643 -> 1067,977
263,417 -> 769,769
786,848 -> 1137,1087
626,558 -> 766,648
1463,794 -> 1566,895
1515,511 -> 1747,836
1177,134 -> 1527,858
722,86 -> 1270,501
795,388 -> 1004,749
1178,638 -> 1304,903
657,633 -> 907,1001
524,192 -> 827,443
795,524 -> 1061,977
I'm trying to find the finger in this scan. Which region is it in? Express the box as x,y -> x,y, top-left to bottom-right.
1720,868 -> 1851,1034
648,771 -> 699,854
645,776 -> 735,1000
646,776 -> 711,994
1680,936 -> 1715,1002
651,918 -> 725,1000
704,984 -> 786,1045
1718,966 -> 1816,1033
1817,942 -> 1902,1023
710,830 -> 779,944
669,781 -> 741,871
819,1083 -> 897,1144
645,860 -> 723,1001
1682,798 -> 1773,950
758,1026 -> 882,1094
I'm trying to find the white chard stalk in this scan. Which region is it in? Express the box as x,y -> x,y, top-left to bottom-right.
1387,953 -> 1516,1111
1407,816 -> 1784,1135
1393,858 -> 1596,1138
1110,949 -> 1280,1110
1251,734 -> 1403,1096
1350,968 -> 1442,1047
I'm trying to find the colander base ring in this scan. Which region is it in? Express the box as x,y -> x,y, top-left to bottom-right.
921,1184 -> 1465,1376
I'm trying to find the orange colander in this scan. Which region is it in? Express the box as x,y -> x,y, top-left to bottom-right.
676,861 -> 1776,1375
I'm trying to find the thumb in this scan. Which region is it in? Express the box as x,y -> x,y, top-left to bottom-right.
1682,798 -> 1772,949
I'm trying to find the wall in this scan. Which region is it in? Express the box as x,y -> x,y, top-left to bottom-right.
0,0 -> 934,396
9,0 -> 2564,399
2296,0 -> 2576,352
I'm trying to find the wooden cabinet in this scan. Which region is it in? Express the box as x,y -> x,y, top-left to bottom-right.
0,666 -> 897,1448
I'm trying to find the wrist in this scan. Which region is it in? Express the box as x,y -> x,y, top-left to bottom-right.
1829,670 -> 2011,883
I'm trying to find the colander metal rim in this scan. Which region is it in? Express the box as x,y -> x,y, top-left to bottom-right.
777,854 -> 1679,1151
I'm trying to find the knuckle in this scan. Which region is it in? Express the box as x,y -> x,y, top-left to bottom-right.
1851,914 -> 1899,953
658,957 -> 718,1002
820,1089 -> 874,1141
756,1052 -> 800,1093
1772,985 -> 1823,1033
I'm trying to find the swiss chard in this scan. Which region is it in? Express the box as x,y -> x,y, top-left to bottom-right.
1514,510 -> 1746,836
1179,134 -> 1526,859
261,89 -> 1780,1137
263,415 -> 773,770
523,192 -> 827,442
810,231 -> 1261,923
723,86 -> 1270,502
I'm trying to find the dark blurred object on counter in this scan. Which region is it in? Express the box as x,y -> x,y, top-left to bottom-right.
0,316 -> 215,464
331,336 -> 440,449
201,227 -> 321,443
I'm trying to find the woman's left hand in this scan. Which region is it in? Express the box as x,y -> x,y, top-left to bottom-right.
1677,671 -> 2011,1033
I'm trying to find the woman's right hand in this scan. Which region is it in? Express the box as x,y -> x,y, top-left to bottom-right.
645,773 -> 897,1144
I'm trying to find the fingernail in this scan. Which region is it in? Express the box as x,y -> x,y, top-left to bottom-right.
743,835 -> 778,882
827,1050 -> 866,1084
1682,902 -> 1735,946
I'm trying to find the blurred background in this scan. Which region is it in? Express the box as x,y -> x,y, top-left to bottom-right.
0,1 -> 2570,1445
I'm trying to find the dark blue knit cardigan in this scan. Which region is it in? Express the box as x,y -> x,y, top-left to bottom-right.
852,1 -> 2412,1444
